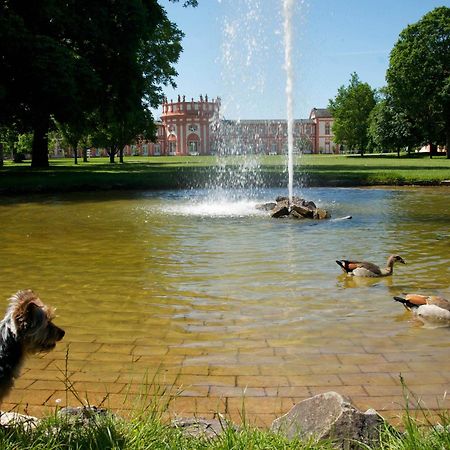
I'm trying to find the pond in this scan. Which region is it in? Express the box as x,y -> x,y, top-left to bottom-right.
0,187 -> 449,425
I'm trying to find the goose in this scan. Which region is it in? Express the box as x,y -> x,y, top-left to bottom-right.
394,294 -> 450,323
336,254 -> 405,277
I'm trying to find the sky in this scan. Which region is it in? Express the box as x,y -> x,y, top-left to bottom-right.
156,0 -> 448,121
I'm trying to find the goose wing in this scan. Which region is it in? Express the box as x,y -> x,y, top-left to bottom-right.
354,261 -> 382,275
426,296 -> 450,312
336,260 -> 382,275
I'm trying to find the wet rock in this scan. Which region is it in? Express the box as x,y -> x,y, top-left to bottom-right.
290,203 -> 314,218
258,196 -> 330,220
271,205 -> 290,218
57,406 -> 110,425
0,411 -> 39,430
255,202 -> 277,211
303,200 -> 317,211
271,391 -> 384,449
289,209 -> 306,219
313,208 -> 330,220
270,199 -> 290,218
171,416 -> 234,439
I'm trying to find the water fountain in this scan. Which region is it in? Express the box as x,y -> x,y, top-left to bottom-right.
209,0 -> 332,220
284,0 -> 295,205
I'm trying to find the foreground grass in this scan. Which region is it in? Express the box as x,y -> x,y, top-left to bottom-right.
1,153 -> 450,194
1,364 -> 448,449
0,414 -> 330,450
0,406 -> 448,450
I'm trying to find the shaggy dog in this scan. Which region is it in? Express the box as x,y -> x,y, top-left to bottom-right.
0,290 -> 65,402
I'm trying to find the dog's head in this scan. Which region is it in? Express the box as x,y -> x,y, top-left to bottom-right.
9,290 -> 65,354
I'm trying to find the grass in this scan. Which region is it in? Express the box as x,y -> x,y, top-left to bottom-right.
0,397 -> 448,449
0,412 -> 334,450
0,355 -> 448,449
1,153 -> 450,194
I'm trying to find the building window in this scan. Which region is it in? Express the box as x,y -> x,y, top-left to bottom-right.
270,143 -> 278,155
188,141 -> 198,155
325,122 -> 331,135
169,141 -> 176,155
154,144 -> 161,155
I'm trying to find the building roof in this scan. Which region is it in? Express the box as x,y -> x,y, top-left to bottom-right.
222,119 -> 314,125
309,108 -> 332,119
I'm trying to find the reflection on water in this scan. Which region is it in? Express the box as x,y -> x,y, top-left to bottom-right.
0,187 -> 449,411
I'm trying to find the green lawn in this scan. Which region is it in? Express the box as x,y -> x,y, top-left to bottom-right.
1,153 -> 450,194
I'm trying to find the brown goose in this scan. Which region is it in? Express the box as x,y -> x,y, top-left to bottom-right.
394,294 -> 450,323
336,254 -> 405,277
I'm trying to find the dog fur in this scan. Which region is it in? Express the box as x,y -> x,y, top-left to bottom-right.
0,290 -> 64,402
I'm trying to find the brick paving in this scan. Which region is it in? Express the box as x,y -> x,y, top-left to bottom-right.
2,338 -> 449,428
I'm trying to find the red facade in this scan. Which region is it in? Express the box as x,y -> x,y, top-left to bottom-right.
120,97 -> 337,157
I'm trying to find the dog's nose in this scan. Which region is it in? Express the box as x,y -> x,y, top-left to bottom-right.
57,327 -> 65,340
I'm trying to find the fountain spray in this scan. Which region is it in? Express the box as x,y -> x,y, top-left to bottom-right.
283,0 -> 294,206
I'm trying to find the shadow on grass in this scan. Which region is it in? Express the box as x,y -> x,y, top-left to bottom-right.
1,158 -> 450,196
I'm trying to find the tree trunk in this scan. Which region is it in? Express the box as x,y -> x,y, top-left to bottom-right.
108,148 -> 115,163
83,148 -> 89,163
0,142 -> 3,167
429,143 -> 437,159
446,128 -> 450,159
31,112 -> 50,168
397,146 -> 400,158
72,138 -> 79,165
119,146 -> 124,163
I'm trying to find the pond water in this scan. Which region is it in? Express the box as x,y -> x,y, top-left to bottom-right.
0,187 -> 449,423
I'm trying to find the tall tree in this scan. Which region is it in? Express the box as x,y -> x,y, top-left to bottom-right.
0,1 -> 100,167
386,6 -> 450,158
368,89 -> 416,156
92,3 -> 183,163
0,1 -> 187,168
328,73 -> 377,155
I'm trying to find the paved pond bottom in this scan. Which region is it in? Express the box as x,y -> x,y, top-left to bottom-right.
0,187 -> 449,426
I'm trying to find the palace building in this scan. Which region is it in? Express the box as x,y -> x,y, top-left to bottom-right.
105,95 -> 338,157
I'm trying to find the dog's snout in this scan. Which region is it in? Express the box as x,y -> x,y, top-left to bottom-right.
55,326 -> 65,341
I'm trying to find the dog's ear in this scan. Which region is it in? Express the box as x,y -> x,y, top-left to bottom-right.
14,300 -> 46,331
25,301 -> 46,328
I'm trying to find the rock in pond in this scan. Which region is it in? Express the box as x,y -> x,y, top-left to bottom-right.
256,196 -> 330,219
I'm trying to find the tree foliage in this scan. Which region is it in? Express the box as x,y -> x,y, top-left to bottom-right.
386,6 -> 450,158
368,89 -> 416,155
171,0 -> 198,5
91,5 -> 183,163
0,1 -> 187,167
328,73 -> 376,155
